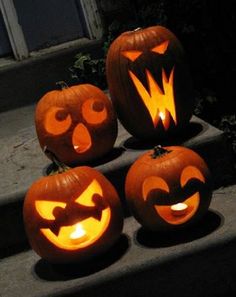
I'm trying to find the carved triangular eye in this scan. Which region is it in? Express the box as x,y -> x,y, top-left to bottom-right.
122,50 -> 142,61
151,40 -> 169,54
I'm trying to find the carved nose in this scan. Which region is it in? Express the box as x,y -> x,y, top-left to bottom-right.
72,123 -> 92,153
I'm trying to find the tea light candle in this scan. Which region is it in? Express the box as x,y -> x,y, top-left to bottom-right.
171,203 -> 188,216
70,223 -> 88,244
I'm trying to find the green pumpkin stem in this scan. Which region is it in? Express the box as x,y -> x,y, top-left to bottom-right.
56,81 -> 69,90
44,146 -> 70,174
151,145 -> 171,159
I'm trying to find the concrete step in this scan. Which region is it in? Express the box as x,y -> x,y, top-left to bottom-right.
0,184 -> 236,297
0,104 -> 235,256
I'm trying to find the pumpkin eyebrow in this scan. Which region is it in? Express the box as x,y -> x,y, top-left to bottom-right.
151,40 -> 169,54
122,50 -> 142,61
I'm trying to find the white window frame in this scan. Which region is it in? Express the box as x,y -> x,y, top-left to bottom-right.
0,0 -> 103,61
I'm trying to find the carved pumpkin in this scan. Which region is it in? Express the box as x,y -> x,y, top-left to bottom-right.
23,165 -> 123,263
106,26 -> 194,139
125,146 -> 212,231
35,82 -> 117,165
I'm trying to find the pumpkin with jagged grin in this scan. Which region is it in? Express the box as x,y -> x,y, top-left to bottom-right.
23,166 -> 123,263
106,26 -> 194,140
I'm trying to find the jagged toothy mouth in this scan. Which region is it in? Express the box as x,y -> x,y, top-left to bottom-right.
129,67 -> 176,129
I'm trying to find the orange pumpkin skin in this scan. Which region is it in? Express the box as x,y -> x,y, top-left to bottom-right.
106,26 -> 194,140
125,146 -> 212,232
23,166 -> 123,263
35,84 -> 117,165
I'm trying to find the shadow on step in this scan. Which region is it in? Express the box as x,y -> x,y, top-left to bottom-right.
33,233 -> 129,281
135,210 -> 223,248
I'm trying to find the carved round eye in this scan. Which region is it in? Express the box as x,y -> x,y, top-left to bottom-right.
44,107 -> 72,135
35,201 -> 66,220
151,40 -> 169,54
122,50 -> 142,61
142,176 -> 169,201
82,99 -> 107,125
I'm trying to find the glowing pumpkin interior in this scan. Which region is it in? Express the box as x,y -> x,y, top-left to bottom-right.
35,179 -> 111,250
142,166 -> 205,225
122,40 -> 177,130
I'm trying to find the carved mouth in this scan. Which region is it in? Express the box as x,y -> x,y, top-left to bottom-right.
72,123 -> 92,153
40,208 -> 111,250
129,67 -> 176,129
154,192 -> 200,225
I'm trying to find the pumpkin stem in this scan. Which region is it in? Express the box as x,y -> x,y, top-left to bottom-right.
134,27 -> 142,32
44,146 -> 70,173
56,81 -> 69,90
151,145 -> 171,158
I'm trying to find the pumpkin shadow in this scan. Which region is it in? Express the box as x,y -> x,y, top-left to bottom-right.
122,122 -> 203,150
135,210 -> 223,248
33,234 -> 129,281
44,147 -> 125,175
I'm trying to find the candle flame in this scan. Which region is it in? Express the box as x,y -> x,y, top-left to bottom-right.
171,203 -> 188,211
70,223 -> 86,239
159,111 -> 165,121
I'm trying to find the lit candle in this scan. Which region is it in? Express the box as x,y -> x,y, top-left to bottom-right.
159,111 -> 165,121
170,203 -> 188,216
70,223 -> 88,244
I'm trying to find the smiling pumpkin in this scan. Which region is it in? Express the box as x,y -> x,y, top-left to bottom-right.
125,146 -> 213,231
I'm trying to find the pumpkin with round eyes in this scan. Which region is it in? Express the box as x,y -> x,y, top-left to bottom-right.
23,165 -> 123,263
106,26 -> 194,140
125,146 -> 213,231
35,82 -> 117,165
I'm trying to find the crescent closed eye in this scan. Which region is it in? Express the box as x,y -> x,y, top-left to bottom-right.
45,107 -> 72,135
180,166 -> 205,188
142,176 -> 169,201
122,50 -> 142,62
151,40 -> 169,54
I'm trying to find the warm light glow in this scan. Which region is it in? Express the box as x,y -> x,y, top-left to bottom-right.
82,99 -> 107,124
45,107 -> 72,135
75,179 -> 103,206
122,50 -> 142,61
40,209 -> 111,250
142,176 -> 169,201
170,202 -> 188,216
70,223 -> 86,239
39,179 -> 111,250
72,123 -> 92,153
151,40 -> 169,54
159,111 -> 165,121
129,67 -> 176,129
35,201 -> 66,220
180,166 -> 205,187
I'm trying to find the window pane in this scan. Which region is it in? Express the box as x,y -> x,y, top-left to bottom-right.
13,0 -> 85,51
0,10 -> 12,57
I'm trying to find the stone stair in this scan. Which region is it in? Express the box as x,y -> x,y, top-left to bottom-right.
0,104 -> 236,297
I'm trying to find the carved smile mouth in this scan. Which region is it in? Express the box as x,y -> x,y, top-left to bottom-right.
154,192 -> 200,225
129,67 -> 176,129
72,123 -> 92,153
40,208 -> 111,250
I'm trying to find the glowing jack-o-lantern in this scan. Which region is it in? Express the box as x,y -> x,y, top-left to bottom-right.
106,26 -> 194,139
125,146 -> 212,231
35,83 -> 117,165
23,166 -> 123,263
